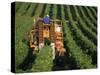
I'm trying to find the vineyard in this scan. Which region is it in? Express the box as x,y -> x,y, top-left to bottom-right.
15,2 -> 97,72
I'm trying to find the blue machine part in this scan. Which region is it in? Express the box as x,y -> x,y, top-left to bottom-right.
43,17 -> 50,24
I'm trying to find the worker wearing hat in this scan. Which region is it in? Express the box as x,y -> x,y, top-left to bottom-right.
43,14 -> 51,24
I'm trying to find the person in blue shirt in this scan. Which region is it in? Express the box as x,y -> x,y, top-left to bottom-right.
43,15 -> 50,24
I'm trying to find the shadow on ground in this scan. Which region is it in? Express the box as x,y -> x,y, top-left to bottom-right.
52,54 -> 80,71
52,43 -> 80,71
18,48 -> 36,71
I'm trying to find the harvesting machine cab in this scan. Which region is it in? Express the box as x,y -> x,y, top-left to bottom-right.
29,15 -> 66,58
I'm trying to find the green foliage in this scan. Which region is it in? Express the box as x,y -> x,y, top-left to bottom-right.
34,4 -> 44,17
73,6 -> 97,45
78,6 -> 96,33
44,38 -> 51,46
15,2 -> 97,72
30,46 -> 53,72
84,6 -> 97,24
63,21 -> 94,68
44,4 -> 51,16
15,14 -> 33,69
67,6 -> 97,60
52,5 -> 57,19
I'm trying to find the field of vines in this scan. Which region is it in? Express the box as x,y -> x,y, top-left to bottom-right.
15,2 -> 97,72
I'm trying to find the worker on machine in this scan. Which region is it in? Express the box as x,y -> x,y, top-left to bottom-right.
31,41 -> 38,54
43,14 -> 51,24
55,41 -> 66,56
59,44 -> 66,56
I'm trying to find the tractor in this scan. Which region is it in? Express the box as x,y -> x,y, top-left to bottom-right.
29,15 -> 66,59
